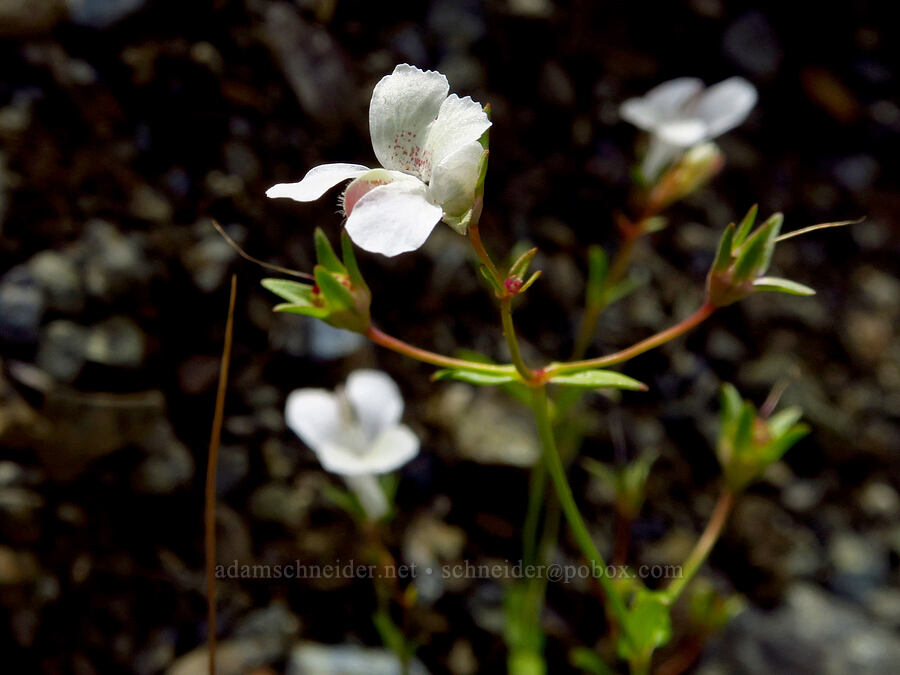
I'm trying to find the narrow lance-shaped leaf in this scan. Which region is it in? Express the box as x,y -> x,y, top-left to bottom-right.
314,265 -> 354,310
431,369 -> 519,386
733,204 -> 758,247
732,214 -> 781,282
720,383 -> 744,423
509,247 -> 538,280
340,230 -> 369,293
314,227 -> 346,274
752,276 -> 815,296
766,406 -> 804,436
549,369 -> 648,391
273,303 -> 330,319
519,270 -> 542,293
711,223 -> 736,273
479,264 -> 504,295
261,278 -> 316,306
585,245 -> 609,307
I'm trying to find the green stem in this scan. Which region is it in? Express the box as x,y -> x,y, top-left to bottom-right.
468,219 -> 502,283
522,461 -> 547,566
501,298 -> 535,381
529,386 -> 632,641
365,325 -> 518,377
548,302 -> 716,376
665,490 -> 734,604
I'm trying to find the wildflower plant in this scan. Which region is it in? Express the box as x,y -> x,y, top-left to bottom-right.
259,64 -> 844,674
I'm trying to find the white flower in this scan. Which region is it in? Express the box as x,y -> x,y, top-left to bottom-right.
620,77 -> 757,181
285,369 -> 419,519
267,64 -> 491,257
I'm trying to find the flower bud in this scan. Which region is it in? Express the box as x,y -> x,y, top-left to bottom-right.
647,142 -> 724,211
262,229 -> 371,333
706,207 -> 814,307
716,383 -> 809,492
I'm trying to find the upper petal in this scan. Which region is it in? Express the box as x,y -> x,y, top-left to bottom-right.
693,77 -> 757,137
285,389 -> 342,451
369,64 -> 449,179
641,77 -> 704,117
426,140 -> 484,217
345,369 -> 404,440
421,94 -> 491,179
344,179 -> 443,256
621,77 -> 704,130
316,424 -> 419,475
266,163 -> 370,201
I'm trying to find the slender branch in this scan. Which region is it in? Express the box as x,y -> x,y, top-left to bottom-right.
468,219 -> 502,283
206,275 -> 237,675
365,325 -> 518,376
665,490 -> 734,603
549,302 -> 716,376
501,298 -> 535,380
529,386 -> 632,641
522,461 -> 547,566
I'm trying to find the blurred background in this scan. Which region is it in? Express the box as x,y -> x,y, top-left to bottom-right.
1,0 -> 898,673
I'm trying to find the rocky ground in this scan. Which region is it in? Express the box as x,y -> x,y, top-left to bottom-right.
1,1 -> 899,673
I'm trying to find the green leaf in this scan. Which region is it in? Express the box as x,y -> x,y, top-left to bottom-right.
604,270 -> 649,307
314,265 -> 354,310
474,149 -> 490,199
733,402 -> 756,456
341,230 -> 369,292
509,247 -> 539,280
479,264 -> 504,294
372,610 -> 409,659
273,303 -> 329,319
519,270 -> 542,293
732,214 -> 780,282
432,369 -> 519,386
618,592 -> 673,660
585,245 -> 609,307
321,482 -> 365,520
582,457 -> 616,486
764,424 -> 810,463
549,370 -> 647,391
733,204 -> 758,247
711,223 -> 736,273
641,215 -> 668,234
262,278 -> 315,305
752,276 -> 816,296
766,406 -> 804,436
314,228 -> 346,274
719,383 -> 744,423
569,647 -> 618,675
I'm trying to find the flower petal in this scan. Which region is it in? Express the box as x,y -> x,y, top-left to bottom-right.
341,168 -> 418,215
316,424 -> 419,475
655,118 -> 709,147
641,77 -> 704,117
285,389 -> 342,451
345,369 -> 404,440
344,475 -> 389,520
421,94 -> 491,178
344,179 -> 443,256
621,77 -> 703,129
266,163 -> 370,201
641,136 -> 681,181
369,64 -> 449,180
693,77 -> 757,137
426,140 -> 484,217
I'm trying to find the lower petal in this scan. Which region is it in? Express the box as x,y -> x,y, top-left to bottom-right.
345,180 -> 442,256
427,140 -> 484,217
266,163 -> 370,202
